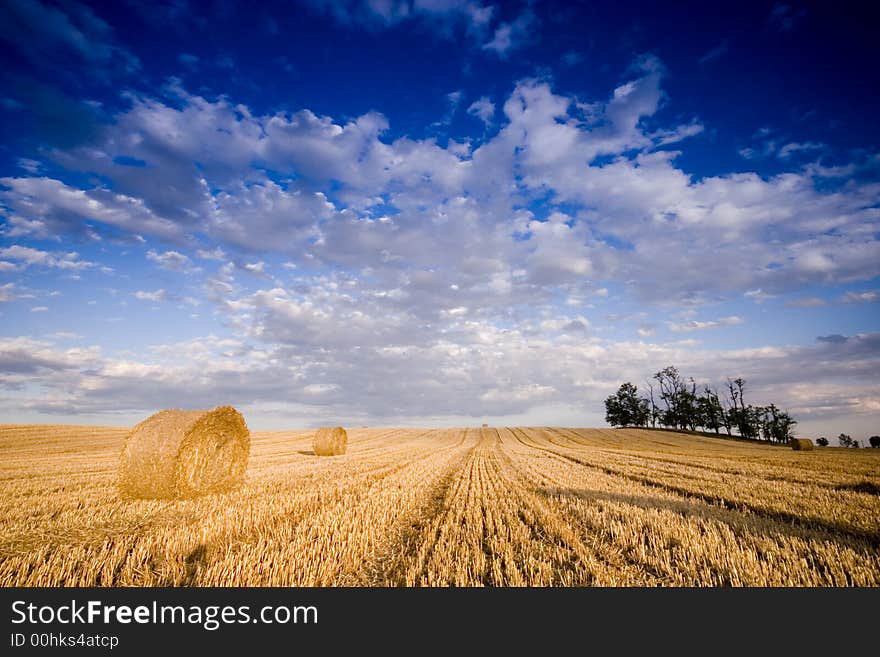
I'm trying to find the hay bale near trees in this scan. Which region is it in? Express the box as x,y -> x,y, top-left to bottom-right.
790,438 -> 814,451
313,426 -> 347,456
119,406 -> 250,499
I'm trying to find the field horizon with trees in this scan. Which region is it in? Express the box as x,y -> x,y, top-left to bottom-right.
604,365 -> 878,448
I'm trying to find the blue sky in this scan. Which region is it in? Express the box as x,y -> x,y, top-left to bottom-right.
0,0 -> 878,437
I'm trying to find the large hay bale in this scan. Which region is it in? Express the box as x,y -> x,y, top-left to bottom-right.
790,438 -> 814,451
119,406 -> 250,499
482,423 -> 489,428
313,426 -> 347,456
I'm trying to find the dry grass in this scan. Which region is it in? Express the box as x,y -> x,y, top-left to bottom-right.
119,407 -> 250,499
312,426 -> 347,456
1,424 -> 878,586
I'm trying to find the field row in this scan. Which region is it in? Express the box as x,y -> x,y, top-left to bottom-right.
1,424 -> 878,586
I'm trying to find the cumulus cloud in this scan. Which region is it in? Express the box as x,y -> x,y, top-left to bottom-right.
0,327 -> 876,437
467,96 -> 495,124
146,249 -> 194,272
196,247 -> 228,261
1,54 -> 878,433
0,177 -> 184,241
0,245 -> 94,271
2,60 -> 875,306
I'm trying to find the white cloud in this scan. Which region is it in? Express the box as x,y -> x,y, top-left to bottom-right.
133,289 -> 168,302
778,141 -> 824,159
0,59 -> 874,314
668,316 -> 744,332
840,290 -> 877,304
0,328 -> 877,439
0,177 -> 184,241
146,249 -> 193,272
1,56 -> 878,434
744,288 -> 776,303
482,11 -> 534,56
0,283 -> 27,302
0,245 -> 94,271
2,61 -> 874,308
467,96 -> 495,124
17,158 -> 41,174
196,247 -> 228,261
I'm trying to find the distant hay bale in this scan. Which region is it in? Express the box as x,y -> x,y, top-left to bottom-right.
482,423 -> 489,428
313,426 -> 348,456
119,406 -> 250,499
790,438 -> 814,451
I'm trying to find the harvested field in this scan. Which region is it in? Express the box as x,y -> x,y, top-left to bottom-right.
1,424 -> 878,586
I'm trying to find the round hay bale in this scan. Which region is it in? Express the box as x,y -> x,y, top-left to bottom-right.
119,406 -> 250,499
313,426 -> 347,456
790,438 -> 814,451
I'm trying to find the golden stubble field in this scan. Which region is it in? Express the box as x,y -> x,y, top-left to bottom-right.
1,424 -> 879,586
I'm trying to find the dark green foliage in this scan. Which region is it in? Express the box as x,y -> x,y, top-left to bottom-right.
604,382 -> 650,428
605,366 -> 797,442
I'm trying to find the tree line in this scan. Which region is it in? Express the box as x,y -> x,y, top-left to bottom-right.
818,434 -> 880,448
603,366 -> 798,443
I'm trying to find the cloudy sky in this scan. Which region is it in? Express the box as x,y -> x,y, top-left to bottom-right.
0,0 -> 878,437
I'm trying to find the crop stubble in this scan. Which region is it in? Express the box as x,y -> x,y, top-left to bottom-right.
1,424 -> 878,586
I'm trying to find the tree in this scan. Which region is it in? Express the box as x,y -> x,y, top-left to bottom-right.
700,386 -> 724,435
776,411 -> 797,443
719,390 -> 733,437
869,436 -> 880,448
654,366 -> 688,430
816,436 -> 829,447
603,365 -> 796,443
644,381 -> 658,428
838,433 -> 853,448
605,382 -> 649,428
678,380 -> 700,431
725,377 -> 757,439
760,404 -> 796,443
